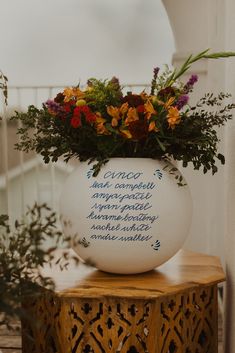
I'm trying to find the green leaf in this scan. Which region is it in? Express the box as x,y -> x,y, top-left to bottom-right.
155,136 -> 166,152
217,153 -> 225,165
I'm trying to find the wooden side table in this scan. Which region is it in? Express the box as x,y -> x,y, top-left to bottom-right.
22,250 -> 225,353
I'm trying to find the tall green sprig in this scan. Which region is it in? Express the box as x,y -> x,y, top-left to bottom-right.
167,49 -> 235,85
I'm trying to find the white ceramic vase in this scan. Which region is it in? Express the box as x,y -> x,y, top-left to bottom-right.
60,158 -> 193,274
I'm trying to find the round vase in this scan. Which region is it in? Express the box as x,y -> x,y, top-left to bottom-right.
60,158 -> 193,274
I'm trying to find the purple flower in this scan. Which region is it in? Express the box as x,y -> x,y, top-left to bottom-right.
110,76 -> 120,85
109,76 -> 123,98
175,95 -> 189,110
151,67 -> 160,95
184,74 -> 198,93
45,99 -> 63,114
188,74 -> 198,86
153,67 -> 160,77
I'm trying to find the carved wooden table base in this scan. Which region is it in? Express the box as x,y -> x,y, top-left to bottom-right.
21,250 -> 224,353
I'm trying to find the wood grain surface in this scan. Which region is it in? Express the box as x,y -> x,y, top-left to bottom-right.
41,249 -> 225,298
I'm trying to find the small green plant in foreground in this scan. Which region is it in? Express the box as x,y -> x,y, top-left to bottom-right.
0,204 -> 79,329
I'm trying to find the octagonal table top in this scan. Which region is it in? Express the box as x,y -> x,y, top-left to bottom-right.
41,249 -> 225,299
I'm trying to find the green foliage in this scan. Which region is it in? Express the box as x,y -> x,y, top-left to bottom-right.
164,92 -> 234,174
0,204 -> 79,329
85,78 -> 123,114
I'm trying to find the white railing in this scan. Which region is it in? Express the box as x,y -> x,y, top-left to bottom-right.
0,85 -> 65,221
0,84 -> 149,221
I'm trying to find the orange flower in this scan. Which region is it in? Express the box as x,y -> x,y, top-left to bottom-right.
107,106 -> 121,127
140,91 -> 149,101
95,114 -> 110,135
63,87 -> 84,102
144,100 -> 157,120
107,103 -> 129,127
148,120 -> 159,132
151,96 -> 175,109
119,102 -> 129,115
167,106 -> 180,129
120,128 -> 132,139
125,107 -> 139,125
164,97 -> 175,109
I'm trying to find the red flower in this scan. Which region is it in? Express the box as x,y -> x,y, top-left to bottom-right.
122,94 -> 144,107
64,105 -> 71,113
158,86 -> 175,99
54,92 -> 65,103
64,101 -> 75,113
71,116 -> 81,128
137,105 -> 145,113
128,120 -> 149,140
86,112 -> 96,123
80,105 -> 90,114
75,105 -> 96,123
73,106 -> 81,117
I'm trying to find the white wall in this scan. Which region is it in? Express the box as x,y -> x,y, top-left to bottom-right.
163,0 -> 229,262
0,0 -> 175,86
223,0 -> 235,350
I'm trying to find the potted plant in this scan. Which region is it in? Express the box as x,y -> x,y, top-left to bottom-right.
13,50 -> 235,274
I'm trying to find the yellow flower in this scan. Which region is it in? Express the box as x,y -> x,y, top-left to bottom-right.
125,107 -> 139,125
63,87 -> 84,102
167,106 -> 180,129
76,99 -> 86,106
144,100 -> 157,120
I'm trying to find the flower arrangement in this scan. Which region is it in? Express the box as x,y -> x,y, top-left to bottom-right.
13,50 -> 235,175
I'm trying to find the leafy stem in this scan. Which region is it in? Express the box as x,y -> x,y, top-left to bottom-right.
167,49 -> 235,85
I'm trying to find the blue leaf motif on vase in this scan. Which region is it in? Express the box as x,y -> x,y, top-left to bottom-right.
151,240 -> 161,251
78,237 -> 90,248
153,169 -> 163,180
86,169 -> 93,179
